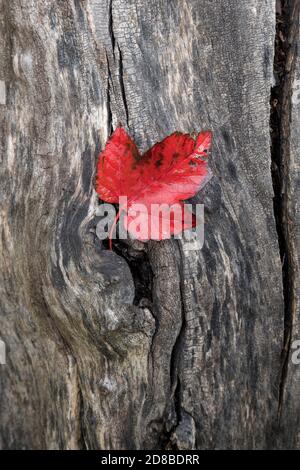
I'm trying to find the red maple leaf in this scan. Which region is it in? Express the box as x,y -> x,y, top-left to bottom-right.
96,127 -> 212,248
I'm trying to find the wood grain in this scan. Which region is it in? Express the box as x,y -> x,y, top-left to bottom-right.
0,0 -> 298,449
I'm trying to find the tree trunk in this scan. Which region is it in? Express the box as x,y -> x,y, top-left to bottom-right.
0,0 -> 299,450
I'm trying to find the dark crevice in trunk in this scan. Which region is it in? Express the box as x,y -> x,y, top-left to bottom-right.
97,204 -> 153,306
270,0 -> 299,417
111,239 -> 153,306
164,240 -> 187,449
108,0 -> 116,56
163,378 -> 182,450
107,2 -> 128,127
105,52 -> 113,136
117,44 -> 129,126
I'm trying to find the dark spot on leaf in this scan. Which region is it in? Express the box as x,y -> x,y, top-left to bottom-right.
131,145 -> 140,162
126,142 -> 141,162
155,157 -> 163,168
142,150 -> 152,164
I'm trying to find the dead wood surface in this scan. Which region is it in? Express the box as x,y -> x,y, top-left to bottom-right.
0,0 -> 299,449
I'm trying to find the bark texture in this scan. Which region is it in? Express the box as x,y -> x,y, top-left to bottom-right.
0,0 -> 299,449
275,0 -> 300,449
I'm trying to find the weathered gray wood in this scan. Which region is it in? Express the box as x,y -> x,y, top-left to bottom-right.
276,0 -> 300,449
0,0 -> 298,449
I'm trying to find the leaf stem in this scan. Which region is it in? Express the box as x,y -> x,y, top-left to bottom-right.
109,205 -> 125,250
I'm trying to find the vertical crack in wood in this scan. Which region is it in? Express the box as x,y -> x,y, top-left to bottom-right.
108,0 -> 116,55
117,44 -> 129,127
105,51 -> 113,136
106,0 -> 128,128
164,241 -> 187,449
270,0 -> 299,417
144,240 -> 183,448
